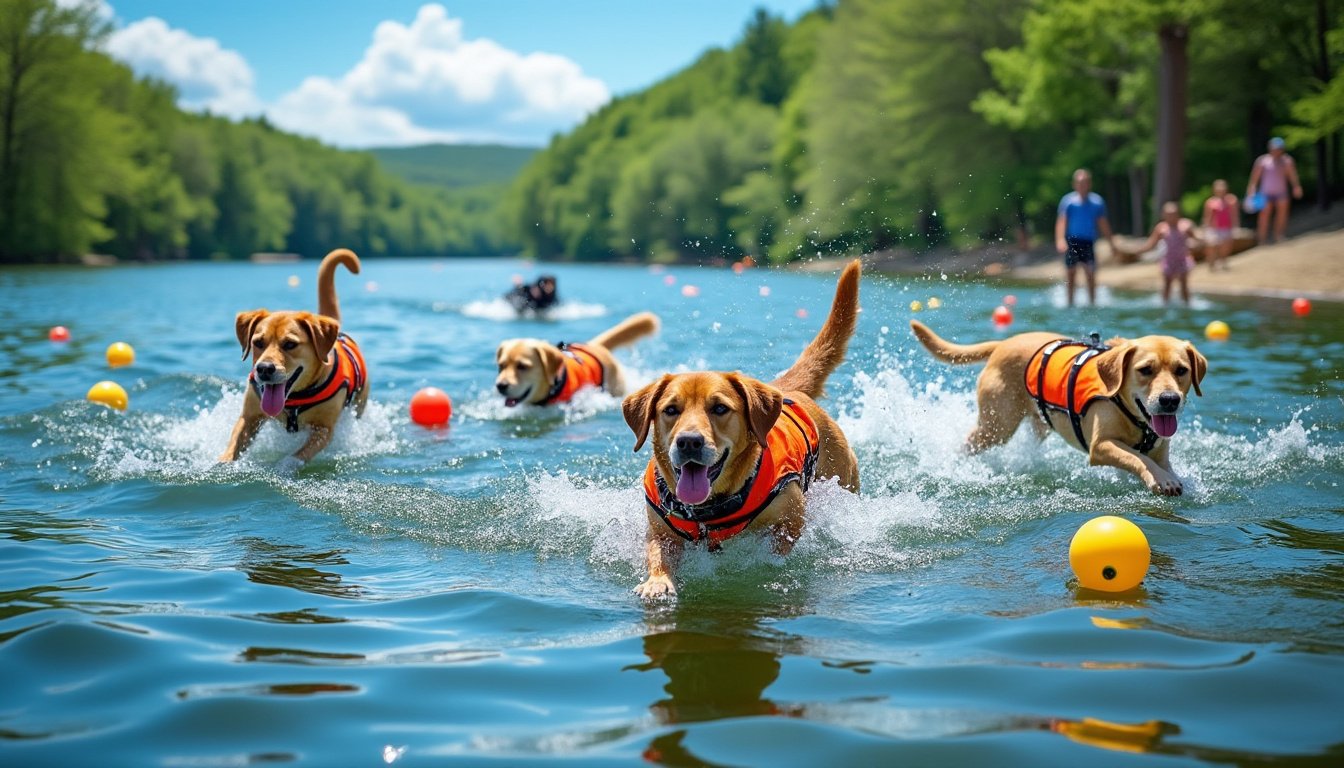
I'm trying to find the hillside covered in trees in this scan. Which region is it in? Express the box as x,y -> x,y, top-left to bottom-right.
0,0 -> 517,264
508,0 -> 1344,264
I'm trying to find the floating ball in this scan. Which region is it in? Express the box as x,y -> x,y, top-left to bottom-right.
927,297 -> 942,309
105,342 -> 135,368
287,275 -> 300,288
1291,297 -> 1311,317
49,326 -> 71,342
1002,294 -> 1018,307
910,300 -> 924,312
1204,320 -> 1230,341
681,284 -> 700,298
409,387 -> 452,427
1069,515 -> 1150,592
758,285 -> 771,297
731,261 -> 746,275
87,380 -> 128,411
663,274 -> 677,286
795,308 -> 809,319
992,305 -> 1013,327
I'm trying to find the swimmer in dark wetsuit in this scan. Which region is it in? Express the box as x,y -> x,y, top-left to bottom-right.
505,275 -> 559,313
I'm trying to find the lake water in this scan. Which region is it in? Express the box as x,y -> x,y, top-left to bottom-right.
2,258 -> 1341,767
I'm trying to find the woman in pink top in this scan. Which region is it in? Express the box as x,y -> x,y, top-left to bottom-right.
1201,179 -> 1238,271
1137,202 -> 1201,306
1246,137 -> 1303,243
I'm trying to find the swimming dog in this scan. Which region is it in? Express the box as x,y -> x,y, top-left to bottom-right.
622,261 -> 862,599
494,312 -> 659,407
220,248 -> 368,470
909,320 -> 1206,496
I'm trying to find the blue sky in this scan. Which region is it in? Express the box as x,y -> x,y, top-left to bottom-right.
98,1 -> 822,148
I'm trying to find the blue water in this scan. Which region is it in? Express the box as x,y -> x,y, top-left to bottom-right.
2,259 -> 1341,767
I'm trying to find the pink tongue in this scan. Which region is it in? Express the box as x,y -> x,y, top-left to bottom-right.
1151,414 -> 1178,438
260,383 -> 287,417
676,463 -> 712,505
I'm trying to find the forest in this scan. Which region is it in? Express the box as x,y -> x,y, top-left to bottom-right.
2,0 -> 1341,264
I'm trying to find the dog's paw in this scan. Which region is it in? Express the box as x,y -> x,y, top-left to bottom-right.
275,455 -> 305,477
1146,470 -> 1183,496
634,576 -> 677,601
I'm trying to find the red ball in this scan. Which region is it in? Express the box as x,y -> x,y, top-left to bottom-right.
991,305 -> 1013,326
49,325 -> 70,342
1292,297 -> 1312,317
409,387 -> 452,428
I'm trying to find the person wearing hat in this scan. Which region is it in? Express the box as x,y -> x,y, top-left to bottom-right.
1246,137 -> 1303,244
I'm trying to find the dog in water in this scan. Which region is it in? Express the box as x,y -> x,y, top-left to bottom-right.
621,261 -> 862,599
494,312 -> 659,407
220,248 -> 368,470
909,320 -> 1207,496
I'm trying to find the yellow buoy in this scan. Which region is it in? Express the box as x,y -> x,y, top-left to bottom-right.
106,341 -> 135,368
909,300 -> 924,312
927,297 -> 942,309
87,380 -> 128,411
1204,320 -> 1230,341
1069,515 -> 1150,592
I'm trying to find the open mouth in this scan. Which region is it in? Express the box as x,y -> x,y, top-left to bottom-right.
1136,397 -> 1178,438
673,449 -> 730,505
504,386 -> 532,408
258,366 -> 303,417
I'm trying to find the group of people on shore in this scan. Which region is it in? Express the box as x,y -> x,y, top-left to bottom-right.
1055,137 -> 1304,306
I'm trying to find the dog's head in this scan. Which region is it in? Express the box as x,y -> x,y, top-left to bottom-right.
1096,336 -> 1207,439
235,309 -> 340,417
495,339 -> 563,407
623,372 -> 783,505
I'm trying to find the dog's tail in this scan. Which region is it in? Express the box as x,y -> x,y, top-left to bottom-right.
771,260 -> 861,398
909,320 -> 999,364
317,248 -> 361,322
589,312 -> 659,350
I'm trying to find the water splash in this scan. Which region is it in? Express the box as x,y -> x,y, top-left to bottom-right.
456,298 -> 608,322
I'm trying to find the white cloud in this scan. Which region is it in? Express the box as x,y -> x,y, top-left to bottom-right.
268,3 -> 610,147
106,16 -> 261,118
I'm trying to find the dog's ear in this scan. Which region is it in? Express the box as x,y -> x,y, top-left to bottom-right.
1185,342 -> 1207,397
235,309 -> 269,359
623,375 -> 671,452
297,312 -> 341,361
535,343 -> 565,381
727,373 -> 783,449
1096,343 -> 1137,397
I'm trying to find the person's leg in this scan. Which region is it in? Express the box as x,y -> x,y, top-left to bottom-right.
1162,275 -> 1172,305
1179,273 -> 1190,305
1273,198 -> 1291,241
1218,238 -> 1231,270
1065,264 -> 1077,307
1085,264 -> 1097,306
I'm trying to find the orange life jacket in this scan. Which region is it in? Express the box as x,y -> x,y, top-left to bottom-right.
1024,338 -> 1157,453
539,342 -> 606,404
643,399 -> 820,545
251,333 -> 368,432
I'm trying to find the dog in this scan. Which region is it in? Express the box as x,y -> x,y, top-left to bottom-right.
909,320 -> 1207,496
220,248 -> 369,470
494,312 -> 659,407
622,261 -> 862,599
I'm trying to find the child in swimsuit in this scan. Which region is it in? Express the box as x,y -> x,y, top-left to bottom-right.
1200,179 -> 1238,272
1137,202 -> 1201,306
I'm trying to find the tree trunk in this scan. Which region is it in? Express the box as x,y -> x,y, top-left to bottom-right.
1154,24 -> 1189,220
1128,164 -> 1147,236
1314,0 -> 1331,210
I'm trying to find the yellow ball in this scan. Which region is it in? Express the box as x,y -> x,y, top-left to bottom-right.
287,275 -> 301,288
106,341 -> 135,368
1069,516 -> 1150,592
927,297 -> 942,309
1204,320 -> 1230,341
910,300 -> 924,312
87,380 -> 128,411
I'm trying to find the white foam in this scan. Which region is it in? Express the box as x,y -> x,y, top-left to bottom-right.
458,298 -> 608,322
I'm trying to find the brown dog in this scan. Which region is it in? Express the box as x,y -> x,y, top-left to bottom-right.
495,312 -> 659,407
622,261 -> 862,599
220,248 -> 369,470
910,320 -> 1207,496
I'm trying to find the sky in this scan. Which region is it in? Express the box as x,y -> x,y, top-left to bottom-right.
92,1 -> 822,149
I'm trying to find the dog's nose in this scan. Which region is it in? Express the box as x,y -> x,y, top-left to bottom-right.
675,432 -> 705,453
496,381 -> 509,394
1158,392 -> 1181,412
255,361 -> 276,379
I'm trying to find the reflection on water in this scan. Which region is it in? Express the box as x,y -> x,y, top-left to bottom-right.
237,538 -> 363,599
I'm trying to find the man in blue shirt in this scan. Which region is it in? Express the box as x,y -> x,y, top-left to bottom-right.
1054,169 -> 1116,307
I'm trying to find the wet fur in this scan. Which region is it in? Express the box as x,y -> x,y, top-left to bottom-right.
909,320 -> 1206,496
622,261 -> 862,600
220,248 -> 368,467
494,312 -> 659,406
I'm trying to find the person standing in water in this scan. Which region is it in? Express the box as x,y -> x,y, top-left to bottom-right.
1054,169 -> 1117,307
1136,202 -> 1200,306
1246,137 -> 1303,244
1200,179 -> 1238,271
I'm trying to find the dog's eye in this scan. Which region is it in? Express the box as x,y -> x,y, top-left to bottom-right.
710,403 -> 730,416
282,340 -> 299,351
1174,365 -> 1189,376
1137,365 -> 1155,376
661,404 -> 680,417
252,338 -> 264,349
516,361 -> 531,371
